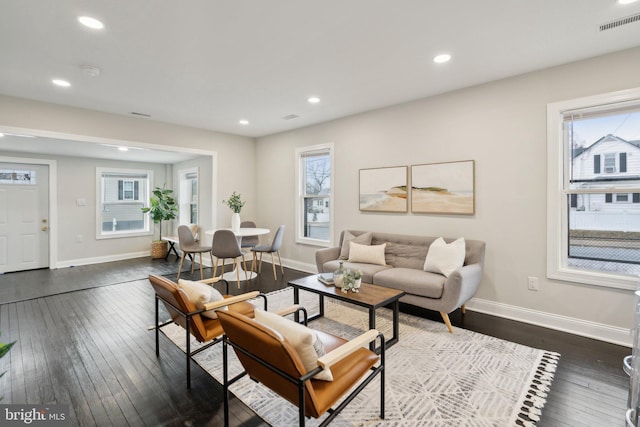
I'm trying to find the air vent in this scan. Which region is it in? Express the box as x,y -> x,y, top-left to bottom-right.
130,112 -> 151,117
282,114 -> 300,120
599,12 -> 640,31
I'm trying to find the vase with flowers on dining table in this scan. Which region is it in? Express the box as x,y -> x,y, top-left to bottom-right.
223,191 -> 245,233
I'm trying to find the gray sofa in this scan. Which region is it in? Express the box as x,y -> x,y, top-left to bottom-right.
315,230 -> 486,333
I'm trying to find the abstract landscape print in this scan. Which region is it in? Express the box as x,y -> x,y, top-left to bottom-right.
411,160 -> 475,214
359,166 -> 408,212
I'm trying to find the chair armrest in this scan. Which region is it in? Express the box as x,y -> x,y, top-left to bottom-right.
199,276 -> 222,285
273,304 -> 300,316
317,329 -> 379,369
203,291 -> 260,310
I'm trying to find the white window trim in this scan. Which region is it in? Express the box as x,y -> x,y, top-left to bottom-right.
295,143 -> 334,247
547,87 -> 640,290
178,166 -> 199,227
96,167 -> 153,240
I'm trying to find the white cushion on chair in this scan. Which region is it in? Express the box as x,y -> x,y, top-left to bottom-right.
254,309 -> 332,381
178,279 -> 227,319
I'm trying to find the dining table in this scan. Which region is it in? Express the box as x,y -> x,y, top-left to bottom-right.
205,227 -> 270,281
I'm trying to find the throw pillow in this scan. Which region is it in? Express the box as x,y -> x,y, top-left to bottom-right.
339,231 -> 373,260
348,242 -> 387,266
178,279 -> 227,319
254,309 -> 332,381
423,237 -> 466,278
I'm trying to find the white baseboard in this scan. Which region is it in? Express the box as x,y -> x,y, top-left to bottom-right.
466,297 -> 632,348
56,251 -> 150,268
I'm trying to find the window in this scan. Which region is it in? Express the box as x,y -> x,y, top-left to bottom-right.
295,143 -> 334,246
96,168 -> 152,239
179,168 -> 198,225
547,88 -> 640,289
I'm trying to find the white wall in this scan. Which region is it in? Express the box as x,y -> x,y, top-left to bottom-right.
256,47 -> 640,343
0,95 -> 256,261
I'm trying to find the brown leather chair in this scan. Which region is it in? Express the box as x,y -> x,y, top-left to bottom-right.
148,274 -> 267,388
217,310 -> 385,426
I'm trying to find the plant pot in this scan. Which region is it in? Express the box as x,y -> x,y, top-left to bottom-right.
231,213 -> 241,233
151,240 -> 168,259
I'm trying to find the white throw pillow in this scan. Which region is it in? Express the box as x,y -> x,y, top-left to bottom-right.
348,242 -> 387,266
254,309 -> 332,381
423,237 -> 466,278
178,279 -> 227,319
339,231 -> 373,259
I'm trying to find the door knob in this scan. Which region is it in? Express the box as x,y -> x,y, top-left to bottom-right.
42,226 -> 49,231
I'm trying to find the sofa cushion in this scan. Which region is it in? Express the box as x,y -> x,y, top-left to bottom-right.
373,268 -> 446,299
339,231 -> 372,259
322,260 -> 390,283
348,242 -> 386,265
383,241 -> 429,269
423,237 -> 466,277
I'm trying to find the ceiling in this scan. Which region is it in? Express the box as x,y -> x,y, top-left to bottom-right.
1,0 -> 640,143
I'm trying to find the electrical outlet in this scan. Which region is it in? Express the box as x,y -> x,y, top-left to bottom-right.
527,276 -> 539,291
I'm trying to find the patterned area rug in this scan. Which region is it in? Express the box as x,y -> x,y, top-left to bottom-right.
161,287 -> 559,426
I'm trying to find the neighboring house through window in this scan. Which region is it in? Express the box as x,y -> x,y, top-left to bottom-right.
547,88 -> 640,289
295,143 -> 334,246
96,168 -> 152,239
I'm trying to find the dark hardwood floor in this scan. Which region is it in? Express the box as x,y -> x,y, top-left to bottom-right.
0,257 -> 630,426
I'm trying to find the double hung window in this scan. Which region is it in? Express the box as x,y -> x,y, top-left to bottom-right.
547,88 -> 640,288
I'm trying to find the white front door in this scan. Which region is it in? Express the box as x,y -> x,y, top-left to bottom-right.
0,162 -> 50,273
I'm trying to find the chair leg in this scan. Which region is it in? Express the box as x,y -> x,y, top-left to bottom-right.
241,255 -> 248,281
276,251 -> 284,275
235,258 -> 241,288
258,253 -> 263,273
251,252 -> 257,272
270,252 -> 277,280
198,252 -> 204,280
440,312 -> 454,333
190,252 -> 195,275
210,253 -> 215,278
213,257 -> 219,277
461,304 -> 466,315
177,253 -> 187,280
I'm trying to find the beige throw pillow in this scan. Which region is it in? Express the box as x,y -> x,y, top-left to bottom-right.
339,231 -> 373,259
178,279 -> 227,319
254,309 -> 332,381
423,237 -> 466,278
348,242 -> 387,266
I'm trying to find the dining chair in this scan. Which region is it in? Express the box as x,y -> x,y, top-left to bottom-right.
251,225 -> 285,280
211,229 -> 248,287
177,224 -> 212,280
240,220 -> 259,250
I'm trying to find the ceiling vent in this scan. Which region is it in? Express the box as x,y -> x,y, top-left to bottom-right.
599,12 -> 640,31
282,114 -> 300,120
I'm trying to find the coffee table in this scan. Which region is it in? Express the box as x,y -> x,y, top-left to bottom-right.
288,274 -> 405,353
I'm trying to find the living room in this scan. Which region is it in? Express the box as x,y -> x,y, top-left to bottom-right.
1,2 -> 640,426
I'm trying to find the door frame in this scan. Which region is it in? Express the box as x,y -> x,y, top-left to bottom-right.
0,155 -> 58,270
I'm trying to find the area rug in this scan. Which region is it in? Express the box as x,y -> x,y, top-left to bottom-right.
160,287 -> 559,426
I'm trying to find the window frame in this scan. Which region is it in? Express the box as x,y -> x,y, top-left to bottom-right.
178,167 -> 199,227
295,143 -> 334,247
96,167 -> 153,240
547,87 -> 640,290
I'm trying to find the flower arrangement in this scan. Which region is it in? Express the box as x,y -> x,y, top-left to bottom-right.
223,191 -> 245,214
341,269 -> 363,293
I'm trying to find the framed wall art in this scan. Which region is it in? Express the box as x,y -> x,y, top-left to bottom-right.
411,160 -> 475,214
359,166 -> 408,212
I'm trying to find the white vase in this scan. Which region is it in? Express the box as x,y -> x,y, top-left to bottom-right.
231,213 -> 241,232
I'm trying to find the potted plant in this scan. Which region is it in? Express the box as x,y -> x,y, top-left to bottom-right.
0,332 -> 15,400
223,191 -> 245,232
141,185 -> 178,258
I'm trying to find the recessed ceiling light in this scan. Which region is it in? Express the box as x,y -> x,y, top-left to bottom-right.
118,147 -> 129,152
0,133 -> 4,137
618,0 -> 638,4
52,79 -> 71,87
308,97 -> 320,104
239,119 -> 249,125
433,54 -> 451,64
78,16 -> 104,29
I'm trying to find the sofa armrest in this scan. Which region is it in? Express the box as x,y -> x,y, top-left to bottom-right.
315,246 -> 341,273
440,263 -> 483,313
